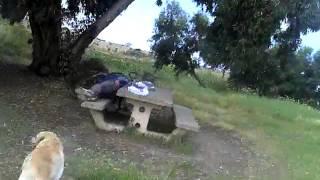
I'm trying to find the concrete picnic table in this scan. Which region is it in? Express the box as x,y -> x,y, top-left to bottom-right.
81,84 -> 199,139
116,85 -> 173,134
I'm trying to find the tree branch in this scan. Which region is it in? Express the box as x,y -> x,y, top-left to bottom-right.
69,0 -> 135,61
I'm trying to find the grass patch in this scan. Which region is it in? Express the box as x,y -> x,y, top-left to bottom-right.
123,127 -> 193,155
65,155 -> 158,180
0,101 -> 33,152
87,50 -> 320,180
65,150 -> 195,180
75,165 -> 155,180
0,18 -> 31,63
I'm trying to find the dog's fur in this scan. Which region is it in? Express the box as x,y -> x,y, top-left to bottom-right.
19,131 -> 64,180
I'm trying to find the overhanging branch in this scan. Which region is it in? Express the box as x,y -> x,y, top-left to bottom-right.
69,0 -> 135,61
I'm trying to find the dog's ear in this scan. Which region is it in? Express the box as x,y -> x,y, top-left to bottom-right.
31,135 -> 45,149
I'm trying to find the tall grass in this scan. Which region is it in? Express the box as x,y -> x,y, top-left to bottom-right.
0,18 -> 31,63
87,51 -> 320,180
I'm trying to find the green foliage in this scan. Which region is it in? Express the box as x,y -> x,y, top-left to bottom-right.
151,1 -> 206,86
190,12 -> 209,37
0,18 -> 31,61
151,0 -> 190,71
0,0 -> 148,76
274,0 -> 320,54
64,0 -> 127,35
0,0 -> 134,33
194,0 -> 320,99
0,0 -> 27,22
199,0 -> 281,91
314,50 -> 320,62
272,46 -> 320,107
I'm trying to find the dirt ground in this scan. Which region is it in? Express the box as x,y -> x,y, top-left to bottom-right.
0,62 -> 281,179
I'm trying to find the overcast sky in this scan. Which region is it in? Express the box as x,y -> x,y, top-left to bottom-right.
98,0 -> 320,52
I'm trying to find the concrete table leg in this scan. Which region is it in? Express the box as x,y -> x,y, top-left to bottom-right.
89,110 -> 124,132
127,100 -> 159,134
127,100 -> 181,140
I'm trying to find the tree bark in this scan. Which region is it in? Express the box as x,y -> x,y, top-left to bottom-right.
27,0 -> 134,76
222,69 -> 226,79
28,0 -> 62,76
68,0 -> 135,65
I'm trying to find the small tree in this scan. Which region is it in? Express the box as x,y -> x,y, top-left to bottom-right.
151,1 -> 208,86
194,0 -> 320,94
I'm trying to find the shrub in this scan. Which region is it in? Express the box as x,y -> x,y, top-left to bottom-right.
0,18 -> 31,62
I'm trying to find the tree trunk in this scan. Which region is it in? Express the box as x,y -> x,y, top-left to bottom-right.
222,69 -> 226,79
191,70 -> 205,87
27,0 -> 133,76
28,0 -> 62,76
68,0 -> 134,66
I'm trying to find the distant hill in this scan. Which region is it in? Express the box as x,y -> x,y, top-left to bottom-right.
90,38 -> 152,60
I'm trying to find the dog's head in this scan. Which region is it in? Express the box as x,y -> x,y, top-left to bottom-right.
31,131 -> 59,149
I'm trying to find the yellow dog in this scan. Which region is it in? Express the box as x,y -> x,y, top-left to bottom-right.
19,131 -> 64,180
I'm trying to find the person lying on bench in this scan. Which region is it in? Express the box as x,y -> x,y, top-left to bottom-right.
75,73 -> 130,110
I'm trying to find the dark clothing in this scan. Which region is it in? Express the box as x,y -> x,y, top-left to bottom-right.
90,73 -> 130,99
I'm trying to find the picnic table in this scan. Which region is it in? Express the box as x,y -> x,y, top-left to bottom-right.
81,85 -> 199,139
116,86 -> 173,134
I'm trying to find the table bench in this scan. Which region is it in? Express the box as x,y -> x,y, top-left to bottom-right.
81,99 -> 125,132
173,104 -> 199,132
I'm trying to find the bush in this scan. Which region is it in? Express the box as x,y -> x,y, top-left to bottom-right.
0,18 -> 31,62
197,69 -> 229,92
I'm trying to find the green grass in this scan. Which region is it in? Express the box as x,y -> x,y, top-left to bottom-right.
0,101 -> 32,152
74,164 -> 155,180
64,150 -> 195,180
87,50 -> 320,180
0,18 -> 31,63
65,155 -> 157,180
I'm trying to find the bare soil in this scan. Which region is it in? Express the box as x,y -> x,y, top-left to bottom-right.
0,62 -> 280,179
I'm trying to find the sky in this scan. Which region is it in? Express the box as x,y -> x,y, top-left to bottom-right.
98,0 -> 320,52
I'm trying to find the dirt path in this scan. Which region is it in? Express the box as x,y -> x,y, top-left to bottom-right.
0,62 -> 279,179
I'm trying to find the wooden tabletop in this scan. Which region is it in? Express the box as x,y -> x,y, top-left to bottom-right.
116,86 -> 173,107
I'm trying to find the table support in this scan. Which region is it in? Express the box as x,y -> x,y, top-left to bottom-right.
127,99 -> 159,133
89,110 -> 125,132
